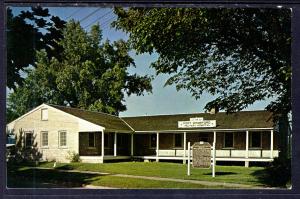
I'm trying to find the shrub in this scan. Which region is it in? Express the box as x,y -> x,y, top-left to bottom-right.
265,157 -> 291,187
66,151 -> 81,162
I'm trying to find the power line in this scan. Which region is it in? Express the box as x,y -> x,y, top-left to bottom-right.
100,15 -> 117,30
83,10 -> 112,29
65,8 -> 82,20
79,8 -> 102,23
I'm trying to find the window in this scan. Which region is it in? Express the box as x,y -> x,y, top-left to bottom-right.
88,132 -> 95,147
41,108 -> 48,121
150,134 -> 156,148
224,132 -> 234,148
59,131 -> 67,147
250,132 -> 261,148
25,132 -> 33,147
174,134 -> 183,148
41,131 -> 48,147
117,134 -> 127,147
199,133 -> 209,142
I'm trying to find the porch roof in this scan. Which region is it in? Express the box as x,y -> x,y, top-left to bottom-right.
48,104 -> 133,132
121,111 -> 274,132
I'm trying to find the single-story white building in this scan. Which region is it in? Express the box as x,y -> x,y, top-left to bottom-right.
6,103 -> 279,167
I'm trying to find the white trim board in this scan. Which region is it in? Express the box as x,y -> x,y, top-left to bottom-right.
7,104 -> 46,126
134,128 -> 274,133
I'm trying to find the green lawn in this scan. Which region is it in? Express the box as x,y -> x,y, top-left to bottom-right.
7,164 -> 224,188
34,161 -> 269,187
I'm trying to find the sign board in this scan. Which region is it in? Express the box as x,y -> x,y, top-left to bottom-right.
178,120 -> 216,128
190,117 -> 204,122
192,142 -> 212,168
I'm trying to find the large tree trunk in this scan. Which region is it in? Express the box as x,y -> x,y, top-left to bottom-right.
278,114 -> 290,160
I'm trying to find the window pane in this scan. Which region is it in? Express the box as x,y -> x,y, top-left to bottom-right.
25,133 -> 33,147
174,134 -> 183,147
41,132 -> 48,146
150,134 -> 156,148
199,133 -> 209,142
224,133 -> 233,148
41,108 -> 48,120
251,132 -> 261,148
59,131 -> 67,146
89,132 -> 95,147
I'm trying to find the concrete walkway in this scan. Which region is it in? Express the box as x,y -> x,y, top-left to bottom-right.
31,167 -> 269,189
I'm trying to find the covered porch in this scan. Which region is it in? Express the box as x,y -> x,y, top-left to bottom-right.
79,131 -> 134,163
132,129 -> 278,167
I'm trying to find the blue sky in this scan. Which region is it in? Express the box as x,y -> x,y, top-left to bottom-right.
9,7 -> 273,117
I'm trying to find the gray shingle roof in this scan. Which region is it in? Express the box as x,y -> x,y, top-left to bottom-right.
48,104 -> 133,132
48,104 -> 274,132
121,111 -> 274,132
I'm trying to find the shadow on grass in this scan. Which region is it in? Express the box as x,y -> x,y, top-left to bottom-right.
204,172 -> 237,176
55,164 -> 75,170
250,158 -> 291,188
250,169 -> 270,185
7,166 -> 108,188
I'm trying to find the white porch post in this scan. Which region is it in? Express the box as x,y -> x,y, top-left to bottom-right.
114,132 -> 117,157
245,131 -> 249,167
131,133 -> 134,156
212,131 -> 216,177
187,142 -> 191,176
156,132 -> 159,162
101,130 -> 105,162
270,130 -> 274,159
183,132 -> 187,164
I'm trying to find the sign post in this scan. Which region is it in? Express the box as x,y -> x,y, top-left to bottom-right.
187,142 -> 191,176
187,141 -> 215,177
212,131 -> 216,178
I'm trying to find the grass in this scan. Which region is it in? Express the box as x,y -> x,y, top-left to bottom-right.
91,176 -> 218,189
35,161 -> 269,187
7,165 -> 223,188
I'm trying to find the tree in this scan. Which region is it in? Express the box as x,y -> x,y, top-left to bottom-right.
7,6 -> 65,90
112,8 -> 291,159
7,20 -> 152,120
113,8 -> 291,115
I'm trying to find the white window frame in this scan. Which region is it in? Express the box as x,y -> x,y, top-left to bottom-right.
250,131 -> 262,149
173,133 -> 183,149
41,108 -> 48,121
223,132 -> 234,149
40,131 -> 49,148
88,132 -> 96,148
25,131 -> 34,148
58,131 -> 67,148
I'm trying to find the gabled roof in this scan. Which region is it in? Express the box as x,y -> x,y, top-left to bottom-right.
121,111 -> 274,132
28,104 -> 274,132
48,104 -> 133,132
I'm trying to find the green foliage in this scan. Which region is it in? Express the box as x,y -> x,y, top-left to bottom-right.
265,158 -> 291,187
66,151 -> 81,163
7,6 -> 66,89
7,20 -> 152,122
113,8 -> 291,114
7,129 -> 42,163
